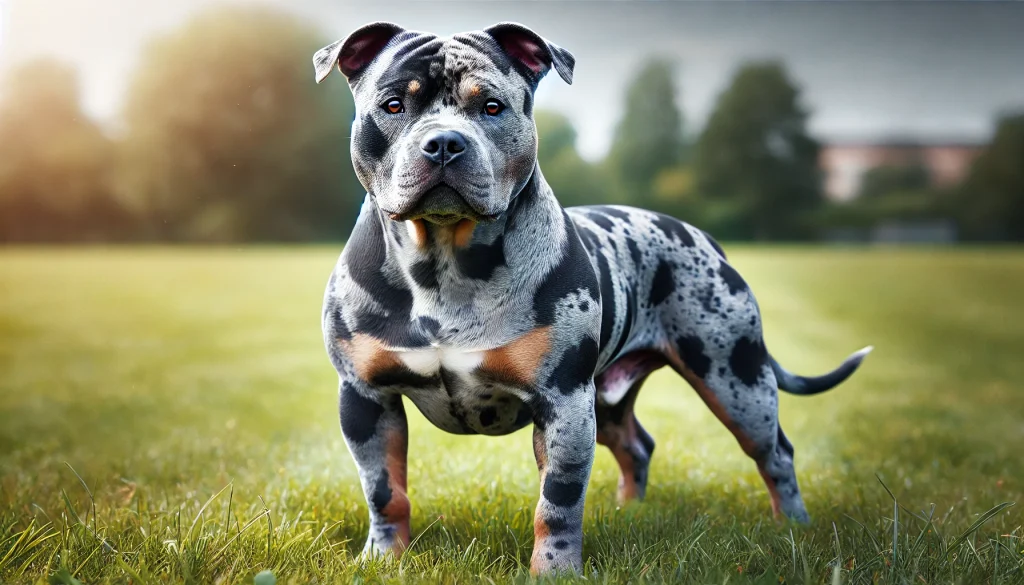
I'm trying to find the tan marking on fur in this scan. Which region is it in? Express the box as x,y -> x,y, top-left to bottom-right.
407,219 -> 428,248
533,429 -> 547,471
664,346 -> 784,517
530,501 -> 551,575
452,219 -> 477,247
530,428 -> 551,574
469,84 -> 481,97
479,327 -> 552,386
663,348 -> 758,455
407,79 -> 421,95
597,424 -> 640,503
340,334 -> 403,383
383,427 -> 411,551
758,467 -> 783,518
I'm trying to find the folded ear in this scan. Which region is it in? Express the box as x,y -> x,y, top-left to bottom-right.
313,22 -> 405,83
484,22 -> 575,85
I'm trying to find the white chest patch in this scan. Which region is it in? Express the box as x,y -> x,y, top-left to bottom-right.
397,347 -> 486,375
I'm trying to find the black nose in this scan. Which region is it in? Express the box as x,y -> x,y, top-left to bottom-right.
420,130 -> 467,165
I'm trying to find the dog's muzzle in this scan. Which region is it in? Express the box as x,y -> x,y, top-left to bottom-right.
387,185 -> 496,225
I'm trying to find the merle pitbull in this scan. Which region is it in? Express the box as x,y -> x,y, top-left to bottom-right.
314,21 -> 871,574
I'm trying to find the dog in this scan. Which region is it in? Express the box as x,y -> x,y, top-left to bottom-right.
314,21 -> 871,575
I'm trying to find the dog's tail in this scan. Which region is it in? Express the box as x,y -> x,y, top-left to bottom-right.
770,346 -> 873,396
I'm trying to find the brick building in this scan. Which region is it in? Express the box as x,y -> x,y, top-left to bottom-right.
819,139 -> 985,201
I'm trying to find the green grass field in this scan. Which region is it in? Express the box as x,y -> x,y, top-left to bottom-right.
1,247 -> 1022,584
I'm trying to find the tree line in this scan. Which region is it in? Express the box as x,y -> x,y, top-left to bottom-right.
1,6 -> 1021,243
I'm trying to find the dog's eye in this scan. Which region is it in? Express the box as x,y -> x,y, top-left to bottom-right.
484,100 -> 504,116
383,99 -> 404,114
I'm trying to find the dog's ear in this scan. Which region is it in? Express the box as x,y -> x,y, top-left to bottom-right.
313,22 -> 405,83
484,22 -> 574,85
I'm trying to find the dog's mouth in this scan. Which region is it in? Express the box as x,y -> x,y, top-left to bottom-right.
386,184 -> 497,225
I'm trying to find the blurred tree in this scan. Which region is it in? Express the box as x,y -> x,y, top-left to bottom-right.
0,59 -> 122,242
534,110 -> 613,208
858,163 -> 931,200
607,58 -> 685,205
694,61 -> 822,240
953,112 -> 1024,241
118,6 -> 362,242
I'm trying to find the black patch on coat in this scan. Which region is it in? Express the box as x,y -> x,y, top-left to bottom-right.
718,262 -> 747,295
698,284 -> 720,315
371,471 -> 391,513
522,88 -> 533,116
479,406 -> 497,427
357,115 -> 389,161
543,477 -> 585,507
533,213 -> 599,325
462,32 -> 517,77
608,289 -> 635,361
370,368 -> 440,388
584,209 -> 616,233
778,426 -> 794,458
597,206 -> 632,223
454,235 -> 505,280
339,382 -> 384,444
531,394 -> 556,431
576,226 -> 600,250
545,336 -> 599,395
553,539 -> 569,550
596,252 -> 616,349
379,34 -> 446,97
702,229 -> 727,259
328,306 -> 352,341
346,218 -> 426,347
652,213 -> 695,247
418,316 -> 440,337
626,239 -> 642,266
649,259 -> 674,306
410,258 -> 439,289
675,335 -> 711,379
729,336 -> 767,386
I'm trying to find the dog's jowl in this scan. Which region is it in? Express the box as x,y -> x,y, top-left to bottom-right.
315,21 -> 871,575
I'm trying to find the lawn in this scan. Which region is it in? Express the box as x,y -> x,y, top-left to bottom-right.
1,247 -> 1022,584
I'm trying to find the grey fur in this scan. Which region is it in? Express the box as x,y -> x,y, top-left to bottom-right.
316,22 -> 870,575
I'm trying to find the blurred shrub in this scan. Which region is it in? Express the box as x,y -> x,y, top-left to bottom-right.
534,110 -> 614,207
949,112 -> 1024,241
693,61 -> 822,241
606,58 -> 686,208
0,60 -> 127,242
117,6 -> 362,242
858,163 -> 931,201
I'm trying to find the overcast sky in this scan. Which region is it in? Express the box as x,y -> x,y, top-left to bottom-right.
2,0 -> 1022,159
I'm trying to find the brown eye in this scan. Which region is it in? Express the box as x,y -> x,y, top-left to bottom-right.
484,100 -> 503,116
384,99 -> 404,114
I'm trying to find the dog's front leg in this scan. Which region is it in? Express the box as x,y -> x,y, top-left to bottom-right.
338,379 -> 410,559
530,385 -> 596,575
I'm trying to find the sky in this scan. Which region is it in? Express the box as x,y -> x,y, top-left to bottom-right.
1,0 -> 1022,160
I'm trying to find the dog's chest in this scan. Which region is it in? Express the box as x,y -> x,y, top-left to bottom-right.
394,345 -> 535,435
394,347 -> 486,376
345,327 -> 551,435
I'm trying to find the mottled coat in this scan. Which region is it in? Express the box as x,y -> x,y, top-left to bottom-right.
314,21 -> 871,575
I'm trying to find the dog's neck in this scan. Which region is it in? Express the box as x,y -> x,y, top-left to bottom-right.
370,167 -> 564,285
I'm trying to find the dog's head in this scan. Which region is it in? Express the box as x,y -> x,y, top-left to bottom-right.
314,22 -> 573,225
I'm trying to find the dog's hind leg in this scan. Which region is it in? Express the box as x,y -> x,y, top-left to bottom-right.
596,381 -> 653,503
594,352 -> 665,503
666,341 -> 810,523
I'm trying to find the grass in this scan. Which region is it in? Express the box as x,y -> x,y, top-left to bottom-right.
1,246 -> 1022,584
